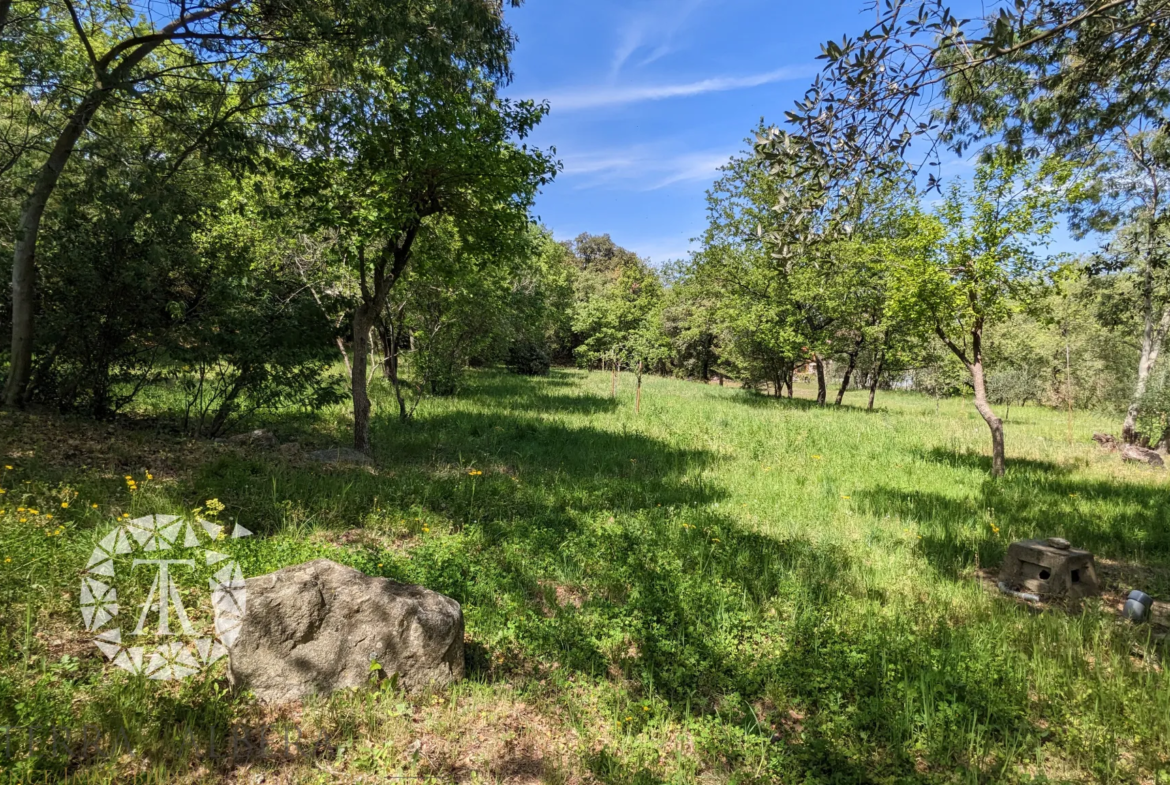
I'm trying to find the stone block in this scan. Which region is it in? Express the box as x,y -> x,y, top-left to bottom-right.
998,539 -> 1099,599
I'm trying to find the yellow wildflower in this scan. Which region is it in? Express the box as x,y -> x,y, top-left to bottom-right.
60,502 -> 68,508
4,466 -> 11,470
146,473 -> 153,480
91,504 -> 99,509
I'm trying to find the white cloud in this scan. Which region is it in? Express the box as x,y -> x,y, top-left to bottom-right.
610,0 -> 706,76
537,64 -> 818,112
561,146 -> 735,191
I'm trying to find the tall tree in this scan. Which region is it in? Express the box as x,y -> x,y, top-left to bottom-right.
1069,125 -> 1170,442
2,0 -> 522,407
891,155 -> 1062,476
291,54 -> 553,451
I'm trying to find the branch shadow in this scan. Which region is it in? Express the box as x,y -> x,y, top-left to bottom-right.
857,450 -> 1170,594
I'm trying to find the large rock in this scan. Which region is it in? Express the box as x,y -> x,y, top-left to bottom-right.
229,429 -> 278,448
228,559 -> 463,702
1121,443 -> 1165,468
1092,433 -> 1118,451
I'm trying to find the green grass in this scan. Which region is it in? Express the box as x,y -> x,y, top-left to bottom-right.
1,369 -> 1169,783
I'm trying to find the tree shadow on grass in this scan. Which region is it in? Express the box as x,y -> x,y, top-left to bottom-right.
917,446 -> 1072,476
184,385 -> 1022,782
191,405 -> 858,702
857,448 -> 1170,593
722,392 -> 827,412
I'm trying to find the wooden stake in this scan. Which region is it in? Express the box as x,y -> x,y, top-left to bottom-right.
636,361 -> 643,414
1066,341 -> 1074,445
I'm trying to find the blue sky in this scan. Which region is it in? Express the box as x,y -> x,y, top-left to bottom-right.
502,0 -> 890,263
503,0 -> 1091,263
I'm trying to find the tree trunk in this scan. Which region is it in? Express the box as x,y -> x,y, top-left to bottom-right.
4,89 -> 109,406
351,304 -> 375,453
0,1 -> 210,407
936,322 -> 1005,476
611,360 -> 617,398
636,361 -> 643,414
813,354 -> 827,407
378,319 -> 396,381
867,351 -> 885,411
1123,304 -> 1170,444
971,357 -> 1005,477
835,352 -> 858,406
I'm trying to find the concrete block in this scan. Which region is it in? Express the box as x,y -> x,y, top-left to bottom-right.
998,539 -> 1100,599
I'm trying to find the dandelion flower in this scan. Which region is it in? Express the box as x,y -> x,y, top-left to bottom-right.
4,466 -> 11,470
60,502 -> 68,508
812,455 -> 822,460
0,489 -> 5,494
91,504 -> 99,509
146,473 -> 153,480
841,495 -> 851,499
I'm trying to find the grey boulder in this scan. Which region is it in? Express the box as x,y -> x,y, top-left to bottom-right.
1121,443 -> 1165,468
228,559 -> 464,702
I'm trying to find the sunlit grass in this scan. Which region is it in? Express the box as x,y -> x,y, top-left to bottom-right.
1,370 -> 1167,783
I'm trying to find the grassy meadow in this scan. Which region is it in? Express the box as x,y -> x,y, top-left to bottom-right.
1,369 -> 1169,783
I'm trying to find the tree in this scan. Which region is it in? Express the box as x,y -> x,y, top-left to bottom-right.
571,254 -> 663,398
1067,125 -> 1170,442
2,0 -> 525,407
290,52 -> 554,451
782,0 -> 1170,189
891,154 -> 1063,476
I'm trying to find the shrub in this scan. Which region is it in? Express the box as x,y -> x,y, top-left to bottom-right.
506,339 -> 551,376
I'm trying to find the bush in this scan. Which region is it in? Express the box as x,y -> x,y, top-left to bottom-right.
506,339 -> 551,376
